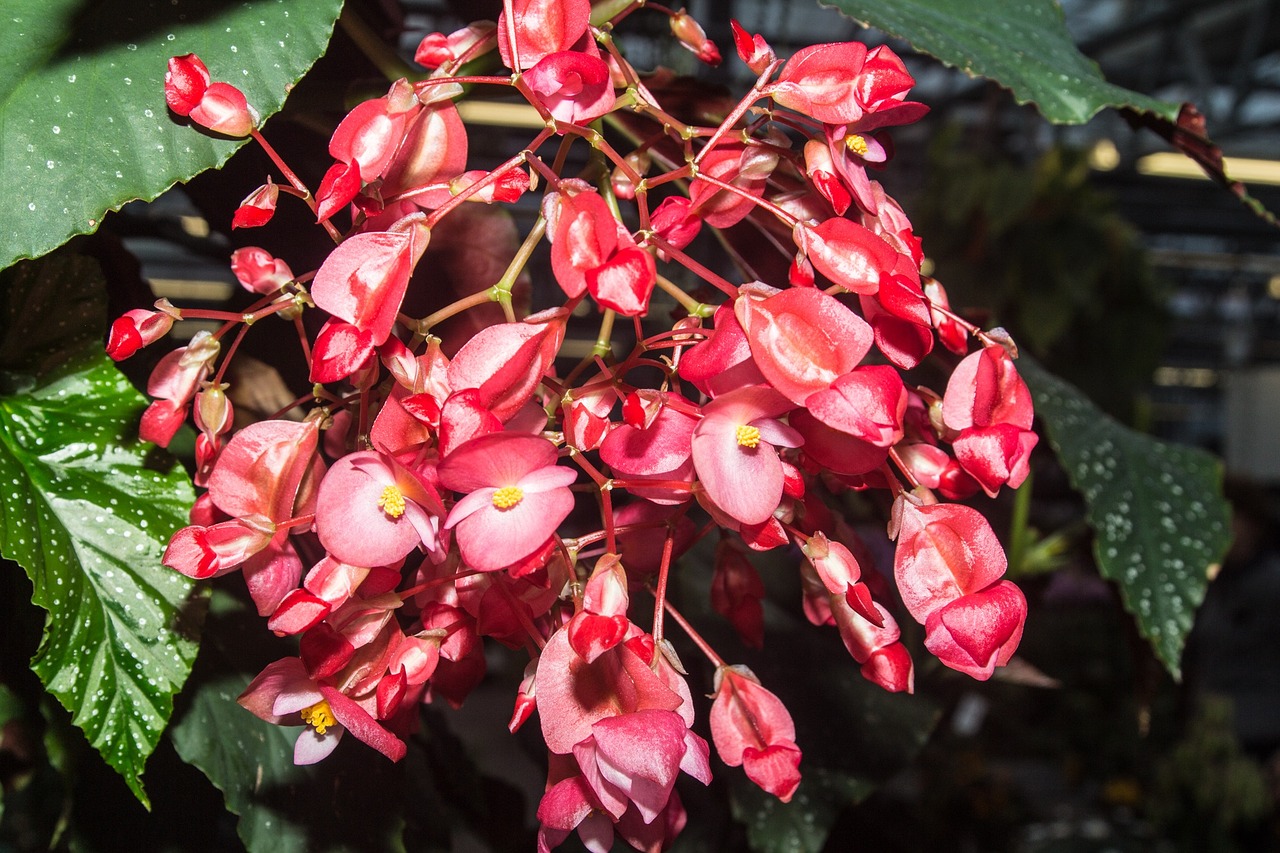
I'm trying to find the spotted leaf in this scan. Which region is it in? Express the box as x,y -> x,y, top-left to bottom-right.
0,253 -> 201,804
1022,358 -> 1230,678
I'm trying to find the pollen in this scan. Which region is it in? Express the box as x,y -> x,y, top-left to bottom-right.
492,485 -> 524,509
735,425 -> 761,448
845,134 -> 869,157
378,485 -> 406,518
301,700 -> 336,735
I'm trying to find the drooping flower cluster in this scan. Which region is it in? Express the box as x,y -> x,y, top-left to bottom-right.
120,4 -> 1038,848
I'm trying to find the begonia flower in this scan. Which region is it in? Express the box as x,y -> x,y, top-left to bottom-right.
497,0 -> 591,69
711,539 -> 766,648
709,666 -> 802,801
415,22 -> 497,69
232,180 -> 279,229
735,284 -> 872,406
730,20 -> 776,74
230,246 -> 294,295
525,50 -> 614,124
106,303 -> 178,361
923,579 -> 1027,680
670,11 -> 721,66
892,498 -> 1008,624
315,450 -> 444,568
239,657 -> 406,764
794,216 -> 898,295
166,56 -> 258,136
690,386 -> 801,526
439,433 -> 577,572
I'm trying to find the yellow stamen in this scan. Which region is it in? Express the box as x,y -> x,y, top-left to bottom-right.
735,425 -> 761,448
845,134 -> 869,157
301,700 -> 336,735
492,485 -> 524,509
378,485 -> 406,518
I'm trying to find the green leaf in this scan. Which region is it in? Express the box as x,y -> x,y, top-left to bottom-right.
0,0 -> 345,270
1021,358 -> 1231,678
821,0 -> 1180,124
170,657 -> 408,851
0,253 -> 201,805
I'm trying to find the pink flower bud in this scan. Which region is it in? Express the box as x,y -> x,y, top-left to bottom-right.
164,53 -> 210,117
230,246 -> 294,294
232,180 -> 279,229
415,22 -> 497,69
730,20 -> 775,74
711,540 -> 765,648
194,384 -> 233,439
106,307 -> 177,360
189,81 -> 259,137
710,666 -> 801,801
670,11 -> 721,66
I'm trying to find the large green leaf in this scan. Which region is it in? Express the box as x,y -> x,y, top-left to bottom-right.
1021,358 -> 1231,678
0,253 -> 201,805
0,0 -> 345,270
821,0 -> 1180,124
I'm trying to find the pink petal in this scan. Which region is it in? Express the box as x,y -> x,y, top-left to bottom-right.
294,725 -> 344,765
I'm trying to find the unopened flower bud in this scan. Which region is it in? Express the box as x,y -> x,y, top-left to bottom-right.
164,54 -> 210,117
230,247 -> 294,295
670,10 -> 721,66
195,383 -> 233,438
730,20 -> 775,74
232,179 -> 279,229
106,308 -> 176,361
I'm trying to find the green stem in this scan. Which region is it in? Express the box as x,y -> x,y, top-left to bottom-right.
1007,469 -> 1033,576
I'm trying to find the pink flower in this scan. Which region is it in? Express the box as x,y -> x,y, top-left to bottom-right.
690,386 -> 801,526
923,580 -> 1027,680
165,55 -> 258,136
239,657 -> 406,764
438,433 -> 577,572
735,284 -> 872,406
315,450 -> 444,568
709,666 -> 802,801
525,50 -> 615,124
232,180 -> 279,229
497,0 -> 591,69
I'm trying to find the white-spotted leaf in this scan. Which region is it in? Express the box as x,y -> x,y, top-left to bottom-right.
1,0 -> 344,269
0,254 -> 201,804
1022,358 -> 1230,678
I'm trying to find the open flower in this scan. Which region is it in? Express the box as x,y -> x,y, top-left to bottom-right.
315,450 -> 445,568
691,386 -> 801,526
438,433 -> 577,571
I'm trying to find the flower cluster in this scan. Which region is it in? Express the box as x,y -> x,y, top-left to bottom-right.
117,3 -> 1037,848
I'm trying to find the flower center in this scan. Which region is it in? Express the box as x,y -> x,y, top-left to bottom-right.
845,134 -> 869,157
301,699 -> 336,735
492,485 -> 524,509
378,485 -> 406,518
735,425 -> 761,448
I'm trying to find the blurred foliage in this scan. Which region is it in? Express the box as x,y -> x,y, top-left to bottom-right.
1149,696 -> 1273,851
913,130 -> 1168,423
